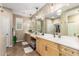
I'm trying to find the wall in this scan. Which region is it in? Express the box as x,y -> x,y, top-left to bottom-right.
13,14 -> 31,42
23,19 -> 32,32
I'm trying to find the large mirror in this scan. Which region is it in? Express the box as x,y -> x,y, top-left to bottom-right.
45,18 -> 61,34
45,19 -> 55,34
36,19 -> 43,33
68,13 -> 79,36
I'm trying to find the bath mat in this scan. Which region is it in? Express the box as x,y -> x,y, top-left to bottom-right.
24,47 -> 33,53
22,42 -> 28,45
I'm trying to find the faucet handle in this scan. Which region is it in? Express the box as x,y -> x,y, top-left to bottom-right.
77,35 -> 79,38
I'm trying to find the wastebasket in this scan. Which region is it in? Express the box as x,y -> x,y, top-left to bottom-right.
13,35 -> 17,46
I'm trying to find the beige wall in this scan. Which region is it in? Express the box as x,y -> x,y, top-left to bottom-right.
13,14 -> 31,42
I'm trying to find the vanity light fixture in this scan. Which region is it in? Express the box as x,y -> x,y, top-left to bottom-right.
51,3 -> 53,6
65,3 -> 70,6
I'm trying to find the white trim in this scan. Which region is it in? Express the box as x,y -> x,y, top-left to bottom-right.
16,40 -> 23,42
6,45 -> 13,48
9,45 -> 13,47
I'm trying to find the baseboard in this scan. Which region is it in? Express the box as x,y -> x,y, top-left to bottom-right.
9,45 -> 13,47
16,40 -> 24,42
6,45 -> 13,48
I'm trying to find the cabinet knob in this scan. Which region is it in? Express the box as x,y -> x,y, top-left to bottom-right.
72,51 -> 74,54
45,46 -> 48,51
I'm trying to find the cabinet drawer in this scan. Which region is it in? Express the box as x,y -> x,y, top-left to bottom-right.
60,45 -> 79,56
46,40 -> 58,49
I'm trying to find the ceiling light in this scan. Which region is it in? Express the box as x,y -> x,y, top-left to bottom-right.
35,7 -> 38,10
57,9 -> 62,15
57,9 -> 62,13
66,3 -> 70,6
30,14 -> 32,16
51,16 -> 55,18
51,3 -> 53,6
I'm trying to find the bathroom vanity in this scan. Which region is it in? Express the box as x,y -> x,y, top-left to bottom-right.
24,32 -> 79,56
36,34 -> 79,56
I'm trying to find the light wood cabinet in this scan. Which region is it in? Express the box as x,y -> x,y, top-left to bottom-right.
36,37 -> 47,56
36,37 -> 59,56
59,45 -> 79,56
36,36 -> 79,56
46,41 -> 59,56
36,38 -> 42,55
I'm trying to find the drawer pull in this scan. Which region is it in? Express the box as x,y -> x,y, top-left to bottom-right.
64,48 -> 68,51
72,51 -> 74,54
45,46 -> 48,51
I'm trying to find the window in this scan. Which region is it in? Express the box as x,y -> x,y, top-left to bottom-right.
16,17 -> 23,30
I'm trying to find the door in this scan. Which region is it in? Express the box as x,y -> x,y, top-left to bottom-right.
2,16 -> 10,47
15,17 -> 24,42
0,12 -> 6,55
0,10 -> 12,47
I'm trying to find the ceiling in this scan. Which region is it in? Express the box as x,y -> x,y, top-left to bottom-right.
46,3 -> 79,19
2,3 -> 46,17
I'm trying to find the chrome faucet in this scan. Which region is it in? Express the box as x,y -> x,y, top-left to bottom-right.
74,33 -> 76,36
53,33 -> 55,37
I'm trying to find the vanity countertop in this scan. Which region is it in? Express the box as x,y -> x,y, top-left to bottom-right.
25,32 -> 79,50
37,34 -> 79,50
25,32 -> 36,38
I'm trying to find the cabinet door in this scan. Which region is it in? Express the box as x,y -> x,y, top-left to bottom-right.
36,38 -> 47,56
40,39 -> 47,56
46,42 -> 59,56
36,38 -> 44,55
